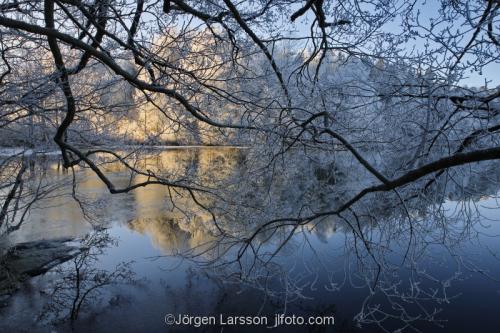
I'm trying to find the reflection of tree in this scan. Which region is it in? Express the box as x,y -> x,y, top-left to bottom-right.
0,147 -> 244,239
3,146 -> 499,331
128,216 -> 214,254
160,267 -> 343,333
166,150 -> 500,332
39,230 -> 136,324
0,153 -> 70,235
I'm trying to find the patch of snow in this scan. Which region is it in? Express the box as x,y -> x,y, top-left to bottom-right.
0,147 -> 61,157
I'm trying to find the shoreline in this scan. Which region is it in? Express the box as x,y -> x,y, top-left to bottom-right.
0,145 -> 250,157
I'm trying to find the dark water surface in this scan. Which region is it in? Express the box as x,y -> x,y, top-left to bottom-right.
0,147 -> 499,333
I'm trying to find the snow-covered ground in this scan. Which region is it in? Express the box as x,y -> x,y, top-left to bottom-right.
0,145 -> 249,158
0,147 -> 61,157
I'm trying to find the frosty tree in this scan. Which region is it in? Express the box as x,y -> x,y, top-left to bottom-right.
1,0 -> 500,330
0,0 -> 498,236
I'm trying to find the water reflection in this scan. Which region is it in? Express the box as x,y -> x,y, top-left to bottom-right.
0,147 -> 499,332
1,147 -> 243,244
39,230 -> 137,324
129,216 -> 214,253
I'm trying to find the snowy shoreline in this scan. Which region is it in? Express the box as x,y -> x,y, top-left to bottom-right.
0,145 -> 249,157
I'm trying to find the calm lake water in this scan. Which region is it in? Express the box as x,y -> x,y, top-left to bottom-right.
0,147 -> 499,332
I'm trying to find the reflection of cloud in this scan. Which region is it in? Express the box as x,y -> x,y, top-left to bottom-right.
128,216 -> 214,254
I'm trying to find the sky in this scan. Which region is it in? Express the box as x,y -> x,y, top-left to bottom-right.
288,0 -> 500,88
140,1 -> 499,88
